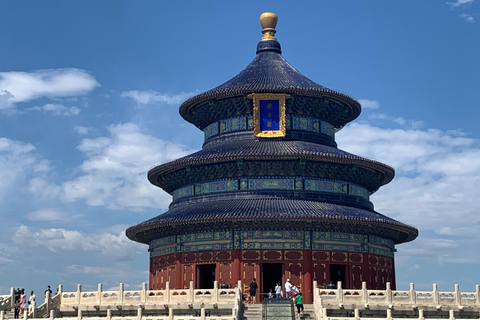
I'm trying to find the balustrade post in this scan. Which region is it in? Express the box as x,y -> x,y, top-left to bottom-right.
455,284 -> 461,306
1,310 -> 4,320
76,285 -> 82,304
337,281 -> 343,303
313,281 -> 318,304
433,284 -> 439,304
354,309 -> 360,320
137,306 -> 142,320
449,309 -> 455,320
362,282 -> 368,305
418,309 -> 424,320
213,281 -> 219,303
168,307 -> 173,320
410,283 -> 416,304
118,283 -> 124,305
189,281 -> 194,303
141,282 -> 147,304
10,287 -> 14,309
97,284 -> 102,305
386,282 -> 392,304
49,309 -> 54,320
106,308 -> 111,320
322,307 -> 327,319
476,285 -> 480,305
77,308 -> 82,320
165,282 -> 170,303
200,307 -> 206,320
386,308 -> 392,320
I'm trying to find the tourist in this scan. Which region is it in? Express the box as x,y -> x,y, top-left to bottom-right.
248,278 -> 258,303
28,290 -> 36,313
45,285 -> 52,298
268,288 -> 273,298
285,279 -> 292,298
275,282 -> 282,298
295,292 -> 304,315
14,300 -> 20,319
19,289 -> 26,316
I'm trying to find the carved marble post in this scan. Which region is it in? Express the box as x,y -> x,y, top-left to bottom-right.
410,283 -> 416,304
433,284 -> 439,304
77,308 -> 82,320
137,307 -> 142,320
213,281 -> 219,303
97,284 -> 102,304
337,281 -> 343,303
189,281 -> 194,303
9,287 -> 14,309
76,285 -> 82,304
386,282 -> 392,304
141,282 -> 147,304
449,309 -> 455,320
165,282 -> 171,303
362,282 -> 368,306
454,284 -> 461,306
118,283 -> 124,305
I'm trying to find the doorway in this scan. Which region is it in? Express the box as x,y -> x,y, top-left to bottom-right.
262,263 -> 283,297
197,264 -> 216,289
329,264 -> 346,287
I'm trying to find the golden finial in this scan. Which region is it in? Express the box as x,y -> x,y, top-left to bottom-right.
260,12 -> 278,41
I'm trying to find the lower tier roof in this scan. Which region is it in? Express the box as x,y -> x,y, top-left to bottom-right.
126,195 -> 418,245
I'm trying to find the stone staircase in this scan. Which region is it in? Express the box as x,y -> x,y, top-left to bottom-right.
243,303 -> 263,320
298,304 -> 315,320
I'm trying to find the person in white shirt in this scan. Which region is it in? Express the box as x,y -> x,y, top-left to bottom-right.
275,282 -> 282,298
28,291 -> 36,313
285,279 -> 292,298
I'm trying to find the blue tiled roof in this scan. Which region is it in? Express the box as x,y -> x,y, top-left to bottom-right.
179,39 -> 361,128
148,138 -> 394,188
126,196 -> 418,244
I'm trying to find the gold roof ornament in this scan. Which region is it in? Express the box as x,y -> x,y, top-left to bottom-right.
260,12 -> 278,41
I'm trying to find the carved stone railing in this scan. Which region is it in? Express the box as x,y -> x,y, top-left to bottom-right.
313,281 -> 480,320
314,281 -> 480,309
59,281 -> 239,307
0,295 -> 11,312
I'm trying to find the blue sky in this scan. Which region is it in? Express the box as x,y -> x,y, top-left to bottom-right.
0,1 -> 479,297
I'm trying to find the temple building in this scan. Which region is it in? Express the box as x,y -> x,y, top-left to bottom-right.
126,12 -> 418,303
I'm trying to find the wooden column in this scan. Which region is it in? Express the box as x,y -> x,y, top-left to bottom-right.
302,250 -> 313,303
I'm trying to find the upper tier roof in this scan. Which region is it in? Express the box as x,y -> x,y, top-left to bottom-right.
179,23 -> 361,130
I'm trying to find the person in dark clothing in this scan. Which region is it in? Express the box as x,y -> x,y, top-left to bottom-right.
249,278 -> 258,303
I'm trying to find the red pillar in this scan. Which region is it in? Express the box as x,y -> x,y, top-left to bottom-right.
302,250 -> 313,303
175,253 -> 183,289
232,249 -> 241,284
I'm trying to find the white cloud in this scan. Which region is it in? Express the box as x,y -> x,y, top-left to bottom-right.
120,90 -> 196,105
74,126 -> 90,135
434,227 -> 477,236
358,99 -> 380,109
26,209 -> 69,222
368,113 -> 424,129
0,68 -> 99,109
29,123 -> 195,211
27,103 -> 81,116
12,225 -> 144,261
447,0 -> 474,8
0,138 -> 47,204
459,13 -> 475,23
337,120 -> 480,266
